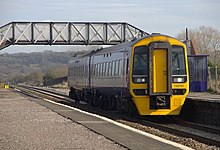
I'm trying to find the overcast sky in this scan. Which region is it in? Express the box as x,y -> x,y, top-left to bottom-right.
0,0 -> 219,53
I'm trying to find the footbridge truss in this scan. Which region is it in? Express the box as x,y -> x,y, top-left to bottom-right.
0,22 -> 149,50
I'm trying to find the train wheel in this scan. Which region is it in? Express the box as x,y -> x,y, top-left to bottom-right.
69,88 -> 75,99
90,90 -> 97,107
114,97 -> 121,111
73,90 -> 78,103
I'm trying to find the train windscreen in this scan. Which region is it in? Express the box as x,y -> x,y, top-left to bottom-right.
172,46 -> 186,75
132,46 -> 148,83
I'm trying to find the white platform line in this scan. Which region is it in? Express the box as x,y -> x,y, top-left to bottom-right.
43,98 -> 192,150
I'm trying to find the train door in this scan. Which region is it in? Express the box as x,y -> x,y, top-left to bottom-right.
148,42 -> 172,109
152,49 -> 167,92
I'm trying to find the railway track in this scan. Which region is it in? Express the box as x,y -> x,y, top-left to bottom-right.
176,119 -> 220,135
12,85 -> 220,149
138,119 -> 220,147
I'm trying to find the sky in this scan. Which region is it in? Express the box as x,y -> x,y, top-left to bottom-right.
0,0 -> 219,53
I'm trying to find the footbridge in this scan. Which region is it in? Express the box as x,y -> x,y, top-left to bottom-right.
0,22 -> 149,50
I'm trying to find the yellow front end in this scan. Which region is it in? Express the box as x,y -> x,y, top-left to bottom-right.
130,35 -> 189,115
132,95 -> 187,115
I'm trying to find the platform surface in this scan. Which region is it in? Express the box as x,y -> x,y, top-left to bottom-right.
188,92 -> 220,102
0,89 -> 125,150
0,89 -> 191,150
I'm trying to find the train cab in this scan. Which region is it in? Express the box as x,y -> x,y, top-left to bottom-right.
129,35 -> 189,115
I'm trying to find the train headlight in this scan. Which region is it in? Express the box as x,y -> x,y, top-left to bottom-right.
136,78 -> 141,83
132,77 -> 147,83
172,77 -> 186,83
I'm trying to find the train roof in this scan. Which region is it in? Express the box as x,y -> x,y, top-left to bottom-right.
70,34 -> 181,60
91,33 -> 181,54
71,50 -> 95,60
71,40 -> 133,60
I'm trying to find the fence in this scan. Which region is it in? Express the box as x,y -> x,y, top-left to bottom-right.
208,66 -> 220,93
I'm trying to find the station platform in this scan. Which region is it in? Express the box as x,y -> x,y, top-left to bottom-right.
0,88 -> 190,150
188,92 -> 220,102
182,92 -> 220,126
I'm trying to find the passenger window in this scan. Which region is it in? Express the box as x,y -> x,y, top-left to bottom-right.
112,61 -> 115,76
115,60 -> 119,75
94,64 -> 97,76
118,59 -> 122,75
102,63 -> 105,76
92,65 -> 95,76
100,63 -> 102,76
82,66 -> 84,76
97,64 -> 99,76
105,62 -> 108,76
108,62 -> 112,76
97,63 -> 100,76
126,59 -> 129,75
101,62 -> 104,76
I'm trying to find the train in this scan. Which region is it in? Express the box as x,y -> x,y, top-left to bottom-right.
68,34 -> 189,115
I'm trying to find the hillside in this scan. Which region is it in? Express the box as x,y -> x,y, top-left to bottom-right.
0,50 -> 81,85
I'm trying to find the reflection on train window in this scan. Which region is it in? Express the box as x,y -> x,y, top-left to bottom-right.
132,46 -> 148,75
172,46 -> 186,75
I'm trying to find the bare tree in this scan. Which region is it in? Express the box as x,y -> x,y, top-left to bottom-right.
210,29 -> 220,66
176,26 -> 220,66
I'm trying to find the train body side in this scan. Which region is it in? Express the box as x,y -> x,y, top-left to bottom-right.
90,48 -> 127,88
68,54 -> 90,90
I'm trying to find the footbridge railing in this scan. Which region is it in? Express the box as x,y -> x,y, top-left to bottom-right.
0,22 -> 149,50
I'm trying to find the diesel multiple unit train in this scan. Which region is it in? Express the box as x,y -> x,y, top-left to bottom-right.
68,34 -> 189,115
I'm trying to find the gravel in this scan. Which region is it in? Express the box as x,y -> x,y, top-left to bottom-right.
117,120 -> 220,150
0,89 -> 127,150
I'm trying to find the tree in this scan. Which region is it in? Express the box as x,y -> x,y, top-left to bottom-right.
25,71 -> 43,86
176,26 -> 220,66
43,66 -> 68,80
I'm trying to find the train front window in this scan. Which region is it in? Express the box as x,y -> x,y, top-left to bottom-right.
132,46 -> 148,83
172,46 -> 186,75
